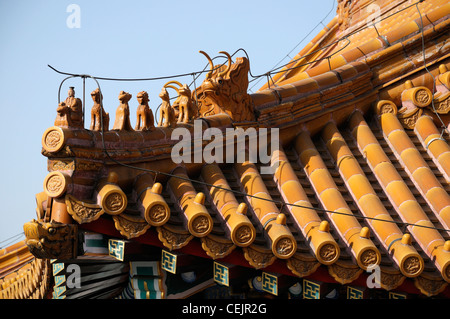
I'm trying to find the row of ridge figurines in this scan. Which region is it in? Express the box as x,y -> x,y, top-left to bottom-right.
55,80 -> 197,132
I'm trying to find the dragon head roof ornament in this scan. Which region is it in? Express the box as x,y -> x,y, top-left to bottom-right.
23,219 -> 78,260
194,51 -> 255,122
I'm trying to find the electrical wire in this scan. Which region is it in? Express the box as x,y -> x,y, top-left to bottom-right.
0,232 -> 24,244
48,49 -> 240,83
98,139 -> 450,233
0,232 -> 25,249
249,0 -> 336,91
249,0 -> 427,88
48,0 -> 425,93
92,78 -> 450,234
47,0 -> 450,235
415,2 -> 450,138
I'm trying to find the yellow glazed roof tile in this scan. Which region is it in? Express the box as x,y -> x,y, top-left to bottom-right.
264,0 -> 449,89
5,0 -> 450,299
382,113 -> 450,231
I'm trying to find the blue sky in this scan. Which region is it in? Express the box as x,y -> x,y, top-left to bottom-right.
0,0 -> 334,246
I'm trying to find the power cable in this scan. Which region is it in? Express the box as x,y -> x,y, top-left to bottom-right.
415,2 -> 450,137
46,0 -> 450,235
0,232 -> 25,249
248,0 -> 427,89
249,0 -> 336,91
48,0 -> 425,91
93,85 -> 450,233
